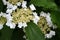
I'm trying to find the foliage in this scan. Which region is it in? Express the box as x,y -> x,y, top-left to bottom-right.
25,22 -> 45,40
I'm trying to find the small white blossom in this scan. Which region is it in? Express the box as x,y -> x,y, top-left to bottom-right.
6,2 -> 17,11
4,13 -> 13,21
18,22 -> 27,28
6,21 -> 16,29
0,12 -> 3,17
9,23 -> 16,29
22,1 -> 27,8
33,12 -> 40,24
49,30 -> 55,36
29,4 -> 36,11
0,24 -> 3,30
16,2 -> 21,6
22,22 -> 27,28
45,30 -> 55,38
40,11 -> 47,17
6,9 -> 13,14
53,25 -> 57,29
40,12 -> 53,27
12,5 -> 17,10
7,2 -> 14,9
18,22 -> 23,28
45,34 -> 52,38
33,12 -> 38,16
0,12 -> 6,17
46,13 -> 53,27
2,0 -> 7,5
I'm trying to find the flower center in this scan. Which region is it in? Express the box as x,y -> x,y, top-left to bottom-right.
38,16 -> 50,34
11,8 -> 34,24
8,0 -> 24,4
0,16 -> 7,24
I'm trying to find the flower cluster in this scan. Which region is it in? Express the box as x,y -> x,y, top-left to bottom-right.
37,11 -> 57,38
0,0 -> 57,39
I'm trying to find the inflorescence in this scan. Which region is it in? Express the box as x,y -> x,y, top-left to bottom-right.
0,0 -> 57,38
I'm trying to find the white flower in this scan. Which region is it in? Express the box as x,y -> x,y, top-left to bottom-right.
0,12 -> 3,17
6,21 -> 10,26
49,30 -> 55,36
33,12 -> 40,24
45,30 -> 55,38
40,12 -> 53,27
33,12 -> 38,16
22,1 -> 27,8
6,14 -> 13,21
6,21 -> 16,29
18,22 -> 23,28
12,5 -> 17,10
6,9 -> 13,14
2,0 -> 7,5
45,13 -> 53,27
16,2 -> 21,6
0,24 -> 3,30
7,2 -> 14,9
6,2 -> 17,11
40,11 -> 47,17
0,12 -> 6,17
45,34 -> 52,38
53,25 -> 57,29
29,4 -> 36,11
18,22 -> 27,28
22,22 -> 27,28
9,23 -> 16,29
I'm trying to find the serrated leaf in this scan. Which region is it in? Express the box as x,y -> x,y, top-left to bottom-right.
25,22 -> 45,40
30,0 -> 57,10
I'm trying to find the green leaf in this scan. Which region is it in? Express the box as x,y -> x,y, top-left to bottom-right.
0,0 -> 4,12
11,27 -> 25,40
0,0 -> 6,12
25,22 -> 45,40
50,10 -> 60,28
30,0 -> 57,10
0,25 -> 13,40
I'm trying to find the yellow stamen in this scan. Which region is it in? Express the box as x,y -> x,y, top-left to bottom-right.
38,16 -> 50,34
12,8 -> 34,24
8,0 -> 24,4
0,16 -> 7,24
